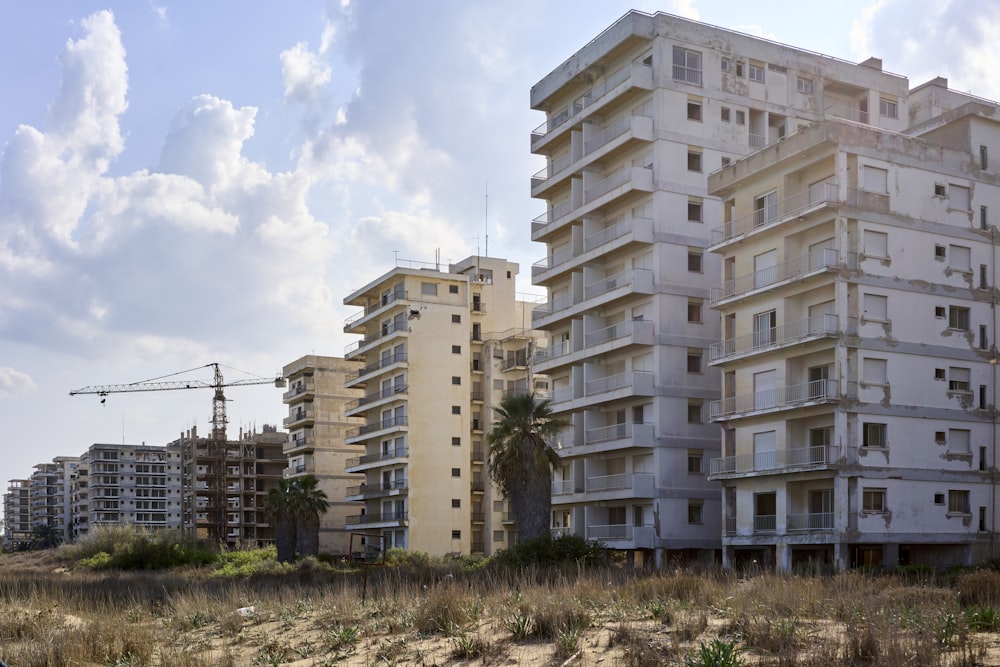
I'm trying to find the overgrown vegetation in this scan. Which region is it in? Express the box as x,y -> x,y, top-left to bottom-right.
63,525 -> 218,570
4,536 -> 1000,665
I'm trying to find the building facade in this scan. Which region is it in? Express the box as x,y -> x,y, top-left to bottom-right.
707,101 -> 1000,570
342,255 -> 542,556
529,10 -> 912,565
3,479 -> 32,549
282,355 -> 363,556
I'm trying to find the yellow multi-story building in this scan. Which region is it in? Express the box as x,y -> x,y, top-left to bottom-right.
342,255 -> 542,556
282,355 -> 363,556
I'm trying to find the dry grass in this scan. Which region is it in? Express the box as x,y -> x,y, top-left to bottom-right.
1,551 -> 1000,666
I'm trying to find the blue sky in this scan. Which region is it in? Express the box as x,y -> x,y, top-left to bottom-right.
1,0 -> 998,490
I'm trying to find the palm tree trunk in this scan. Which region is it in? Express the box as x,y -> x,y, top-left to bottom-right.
273,515 -> 296,563
297,514 -> 320,556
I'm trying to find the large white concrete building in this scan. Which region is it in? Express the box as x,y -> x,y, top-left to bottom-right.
706,95 -> 1000,570
529,10 -> 910,565
342,255 -> 543,556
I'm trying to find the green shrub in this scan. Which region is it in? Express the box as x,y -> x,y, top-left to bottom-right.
491,534 -> 609,568
67,525 -> 217,570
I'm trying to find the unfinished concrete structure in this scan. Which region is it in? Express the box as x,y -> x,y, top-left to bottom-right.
282,355 -> 363,556
342,255 -> 544,556
3,479 -> 31,549
529,10 -> 908,565
707,97 -> 1000,569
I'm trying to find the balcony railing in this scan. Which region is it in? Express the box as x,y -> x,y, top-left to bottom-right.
552,479 -> 575,496
825,104 -> 868,125
787,512 -> 834,531
584,216 -> 653,253
345,447 -> 408,468
754,515 -> 777,532
531,153 -> 573,190
345,511 -> 408,525
531,199 -> 574,236
532,247 -> 575,277
344,289 -> 407,329
710,182 -> 838,245
584,472 -> 653,492
710,248 -> 841,305
351,351 -> 408,381
585,113 -> 653,156
531,100 -> 583,146
346,415 -> 408,440
710,379 -> 838,420
586,524 -> 632,540
709,314 -> 840,363
584,268 -> 652,300
346,479 -> 408,497
584,165 -> 652,203
584,318 -> 653,348
344,321 -> 407,356
585,370 -> 653,397
346,384 -> 408,412
725,517 -> 736,535
709,445 -> 837,476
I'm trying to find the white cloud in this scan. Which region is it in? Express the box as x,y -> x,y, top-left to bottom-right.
280,42 -> 332,105
0,368 -> 36,398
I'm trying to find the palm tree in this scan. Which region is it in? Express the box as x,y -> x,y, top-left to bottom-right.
291,475 -> 329,557
487,392 -> 568,542
30,522 -> 63,550
264,478 -> 297,563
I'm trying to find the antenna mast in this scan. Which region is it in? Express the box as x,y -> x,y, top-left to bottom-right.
484,181 -> 489,258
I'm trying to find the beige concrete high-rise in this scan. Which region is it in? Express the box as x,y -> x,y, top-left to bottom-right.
282,355 -> 363,556
530,10 -> 909,565
3,479 -> 31,548
342,255 -> 542,556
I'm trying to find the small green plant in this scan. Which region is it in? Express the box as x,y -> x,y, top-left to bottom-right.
504,610 -> 532,640
555,623 -> 582,660
684,637 -> 745,667
646,598 -> 671,622
327,624 -> 361,651
965,604 -> 1000,631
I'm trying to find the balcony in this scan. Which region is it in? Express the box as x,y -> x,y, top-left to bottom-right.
345,512 -> 408,527
711,248 -> 844,307
346,351 -> 408,387
471,447 -> 485,463
825,103 -> 868,125
710,380 -> 839,421
584,524 -> 655,548
282,379 -> 315,402
583,472 -> 655,499
754,515 -> 777,533
583,165 -> 654,209
709,445 -> 838,479
531,99 -> 584,153
345,479 -> 408,500
343,289 -> 407,333
584,268 -> 654,302
533,269 -> 654,329
710,182 -> 839,247
282,407 -> 314,428
344,321 -> 408,360
709,314 -> 840,365
282,462 -> 312,477
530,199 -> 575,241
787,512 -> 835,531
530,152 -> 574,198
584,114 -> 654,159
345,384 -> 408,416
561,422 -> 656,457
583,370 -> 654,399
345,416 -> 408,444
345,447 -> 409,472
584,216 -> 654,254
284,434 -> 312,454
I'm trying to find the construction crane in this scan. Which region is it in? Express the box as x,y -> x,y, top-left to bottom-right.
70,363 -> 287,545
70,362 -> 286,441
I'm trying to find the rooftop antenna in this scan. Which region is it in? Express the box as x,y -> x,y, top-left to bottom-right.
484,181 -> 489,258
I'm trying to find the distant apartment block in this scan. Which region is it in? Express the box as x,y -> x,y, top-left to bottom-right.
282,355 -> 363,556
4,479 -> 31,548
342,255 -> 544,556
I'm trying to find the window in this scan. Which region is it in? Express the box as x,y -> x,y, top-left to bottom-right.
863,293 -> 888,321
451,468 -> 461,477
935,493 -> 945,505
948,490 -> 970,515
949,245 -> 971,272
452,530 -> 461,539
981,265 -> 989,289
672,46 -> 702,84
449,284 -> 459,294
935,183 -> 947,197
935,369 -> 946,380
863,422 -> 887,448
748,62 -> 765,82
687,350 -> 702,373
981,145 -> 989,170
935,244 -> 946,259
981,325 -> 989,349
720,57 -> 732,72
687,300 -> 703,323
949,306 -> 970,330
863,358 -> 887,385
949,428 -> 971,453
735,110 -> 746,125
982,205 -> 989,230
879,97 -> 898,119
452,437 -> 461,446
688,251 -> 703,273
493,530 -> 505,542
721,107 -> 731,122
796,77 -> 813,94
863,488 -> 886,512
451,376 -> 461,385
754,191 -> 778,227
451,499 -> 461,508
863,166 -> 888,193
935,306 -> 946,318
452,345 -> 461,354
949,367 -> 971,392
421,282 -> 438,295
721,156 -> 731,167
687,99 -> 702,121
687,501 -> 704,524
687,450 -> 703,474
452,314 -> 461,323
451,405 -> 461,414
864,230 -> 888,258
951,185 -> 971,210
735,61 -> 744,77
688,199 -> 703,222
687,150 -> 702,172
935,430 -> 946,443
687,401 -> 703,424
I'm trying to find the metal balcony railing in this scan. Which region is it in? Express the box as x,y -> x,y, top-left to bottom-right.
584,318 -> 653,348
584,216 -> 653,253
352,351 -> 408,381
585,165 -> 651,203
344,289 -> 407,328
709,445 -> 837,476
345,447 -> 408,468
345,512 -> 408,525
586,524 -> 632,540
709,314 -> 839,363
345,415 -> 408,440
787,512 -> 834,531
825,104 -> 868,125
585,370 -> 653,396
344,321 -> 408,356
710,248 -> 841,305
552,479 -> 575,496
711,182 -> 838,245
753,514 -> 777,532
346,480 -> 408,497
584,114 -> 652,155
710,379 -> 839,419
346,384 -> 408,412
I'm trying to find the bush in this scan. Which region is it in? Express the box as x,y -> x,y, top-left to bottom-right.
66,526 -> 217,570
491,534 -> 609,568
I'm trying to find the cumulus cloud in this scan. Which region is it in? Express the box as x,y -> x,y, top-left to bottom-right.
851,0 -> 1000,99
0,367 -> 36,398
281,42 -> 332,105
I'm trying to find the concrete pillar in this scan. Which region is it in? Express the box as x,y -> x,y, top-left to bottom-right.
883,542 -> 899,567
626,550 -> 635,569
655,547 -> 665,568
834,542 -> 850,570
722,545 -> 734,570
776,541 -> 792,573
